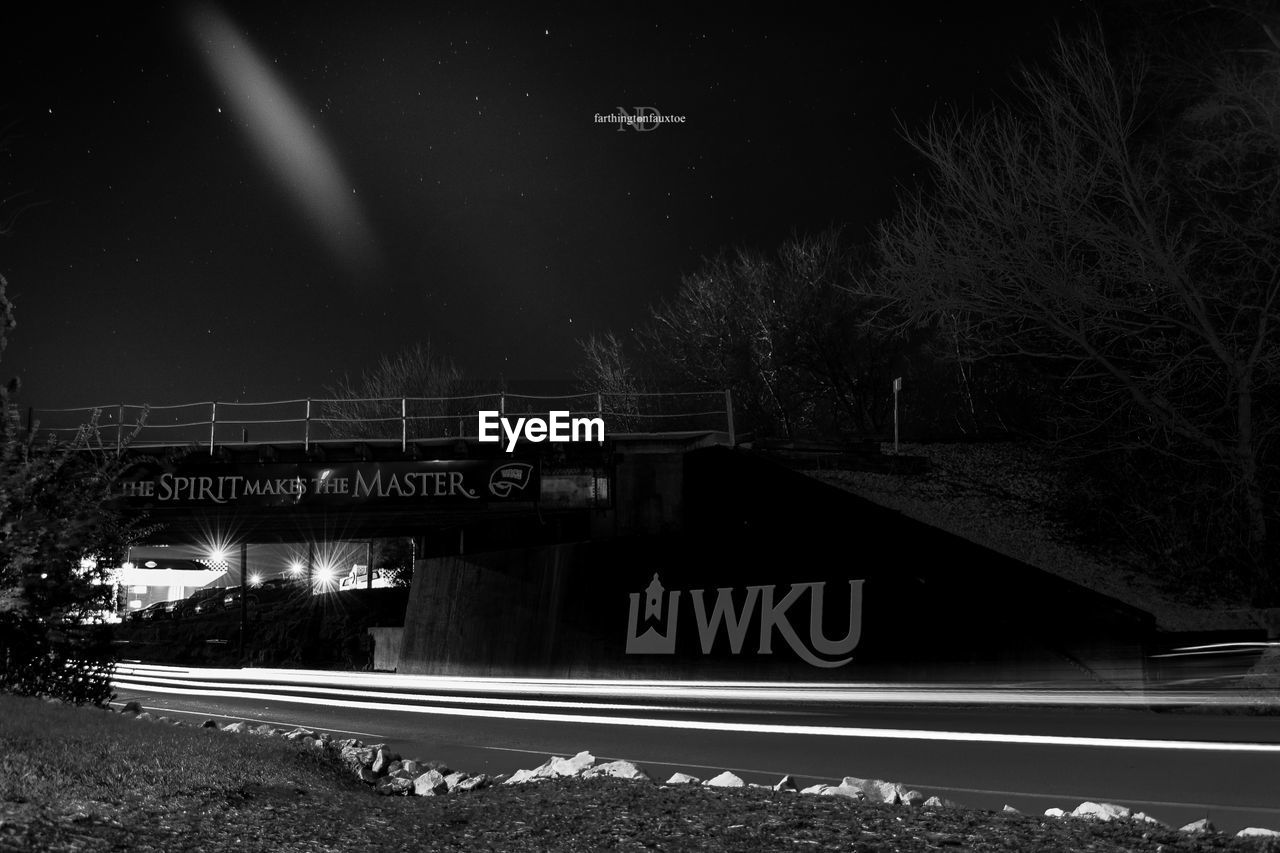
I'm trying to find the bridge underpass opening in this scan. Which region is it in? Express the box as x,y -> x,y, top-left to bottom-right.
105,424 -> 725,672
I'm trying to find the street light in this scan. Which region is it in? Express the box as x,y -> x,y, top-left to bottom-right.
313,564 -> 334,593
206,540 -> 247,667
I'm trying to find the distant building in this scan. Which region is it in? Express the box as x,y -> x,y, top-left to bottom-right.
111,556 -> 227,617
338,563 -> 393,591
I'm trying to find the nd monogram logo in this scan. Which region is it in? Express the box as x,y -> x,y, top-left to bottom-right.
625,573 -> 865,668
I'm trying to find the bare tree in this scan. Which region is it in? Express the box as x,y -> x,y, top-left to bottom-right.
323,341 -> 468,440
575,332 -> 647,430
643,229 -> 902,440
862,20 -> 1280,589
0,274 -> 14,365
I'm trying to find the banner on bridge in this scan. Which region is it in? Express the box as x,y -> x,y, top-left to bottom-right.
115,459 -> 541,508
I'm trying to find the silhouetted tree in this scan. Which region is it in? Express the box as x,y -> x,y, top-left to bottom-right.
863,16 -> 1280,595
323,341 -> 469,440
0,274 -> 147,703
643,229 -> 906,440
575,332 -> 649,430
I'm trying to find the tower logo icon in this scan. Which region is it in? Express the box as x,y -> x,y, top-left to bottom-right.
625,573 -> 681,654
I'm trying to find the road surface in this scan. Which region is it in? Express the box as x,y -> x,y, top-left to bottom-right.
111,663 -> 1280,834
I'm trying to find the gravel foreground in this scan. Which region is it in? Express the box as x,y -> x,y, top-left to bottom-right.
3,692 -> 1280,853
5,775 -> 1280,853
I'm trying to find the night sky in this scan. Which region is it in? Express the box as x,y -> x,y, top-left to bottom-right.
2,2 -> 1088,415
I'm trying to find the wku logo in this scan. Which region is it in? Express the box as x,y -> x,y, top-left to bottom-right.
625,574 -> 864,668
488,463 -> 534,498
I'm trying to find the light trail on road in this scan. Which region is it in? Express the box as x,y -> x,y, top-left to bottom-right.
112,662 -> 1260,709
112,664 -> 1280,754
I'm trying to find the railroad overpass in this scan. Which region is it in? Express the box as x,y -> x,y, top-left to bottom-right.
39,391 -> 1157,685
37,390 -> 732,547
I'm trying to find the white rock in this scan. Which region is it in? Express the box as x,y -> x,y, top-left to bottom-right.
375,776 -> 413,796
444,771 -> 470,789
801,784 -> 834,795
512,752 -> 593,781
1237,827 -> 1280,838
773,775 -> 799,792
413,769 -> 449,796
824,785 -> 864,800
1044,808 -> 1067,818
901,790 -> 926,807
832,777 -> 870,799
1130,812 -> 1166,827
924,796 -> 960,809
877,781 -> 912,805
704,771 -> 746,788
504,751 -> 596,784
1002,805 -> 1020,814
400,760 -> 421,776
504,767 -> 550,785
583,760 -> 650,781
666,773 -> 701,785
371,748 -> 398,775
454,774 -> 491,792
833,777 -> 910,804
548,750 -> 596,777
1179,818 -> 1215,833
1072,802 -> 1131,821
221,721 -> 248,734
343,747 -> 377,769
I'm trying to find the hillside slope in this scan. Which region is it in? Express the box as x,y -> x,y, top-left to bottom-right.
807,442 -> 1260,633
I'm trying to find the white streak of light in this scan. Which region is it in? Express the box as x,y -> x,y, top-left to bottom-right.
109,678 -> 1280,753
112,673 -> 749,715
112,664 -> 1242,708
186,3 -> 377,273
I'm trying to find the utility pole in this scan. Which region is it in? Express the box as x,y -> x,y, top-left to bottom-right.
239,541 -> 248,667
892,377 -> 902,455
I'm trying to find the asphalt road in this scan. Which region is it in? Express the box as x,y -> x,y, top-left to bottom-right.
111,664 -> 1280,835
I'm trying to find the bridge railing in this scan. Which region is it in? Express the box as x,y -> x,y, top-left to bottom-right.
27,390 -> 736,453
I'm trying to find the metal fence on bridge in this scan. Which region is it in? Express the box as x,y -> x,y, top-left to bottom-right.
26,390 -> 736,453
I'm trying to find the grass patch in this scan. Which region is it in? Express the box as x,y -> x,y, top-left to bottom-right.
0,694 -> 356,808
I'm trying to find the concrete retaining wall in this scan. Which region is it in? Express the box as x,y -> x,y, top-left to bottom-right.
396,447 -> 1155,683
368,626 -> 404,672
